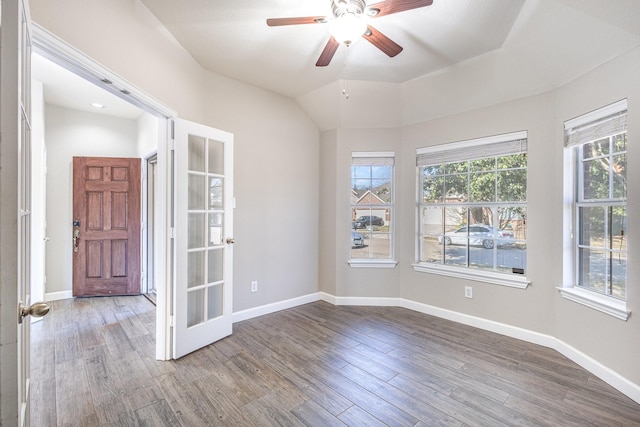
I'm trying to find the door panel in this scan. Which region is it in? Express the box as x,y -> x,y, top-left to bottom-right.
73,157 -> 141,296
174,119 -> 233,359
1,0 -> 35,425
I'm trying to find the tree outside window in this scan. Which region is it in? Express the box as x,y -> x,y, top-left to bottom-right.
417,134 -> 527,275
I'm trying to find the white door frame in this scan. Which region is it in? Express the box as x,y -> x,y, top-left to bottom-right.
31,24 -> 176,360
142,150 -> 158,296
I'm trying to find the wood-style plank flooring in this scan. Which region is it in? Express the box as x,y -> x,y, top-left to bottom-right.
31,296 -> 640,426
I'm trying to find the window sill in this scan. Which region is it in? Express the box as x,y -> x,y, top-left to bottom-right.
412,263 -> 530,289
348,259 -> 398,269
557,286 -> 630,320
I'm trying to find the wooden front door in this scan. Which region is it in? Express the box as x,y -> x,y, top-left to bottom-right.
73,157 -> 141,296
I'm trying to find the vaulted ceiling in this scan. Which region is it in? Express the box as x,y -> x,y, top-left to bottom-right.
137,0 -> 640,99
32,0 -> 640,119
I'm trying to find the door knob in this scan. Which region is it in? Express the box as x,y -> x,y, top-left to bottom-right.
226,237 -> 235,244
18,301 -> 50,324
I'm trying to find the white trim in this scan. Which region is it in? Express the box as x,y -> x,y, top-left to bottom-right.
348,259 -> 398,268
412,263 -> 530,289
557,287 -> 630,320
31,23 -> 176,118
352,151 -> 395,158
320,293 -> 401,306
232,292 -> 321,323
564,99 -> 627,130
416,130 -> 527,155
44,290 -> 73,302
554,338 -> 640,405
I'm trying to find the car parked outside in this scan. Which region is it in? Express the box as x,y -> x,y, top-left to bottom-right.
437,225 -> 515,249
351,231 -> 364,247
353,215 -> 384,229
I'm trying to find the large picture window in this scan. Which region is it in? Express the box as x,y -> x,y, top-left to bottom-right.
561,100 -> 629,319
350,153 -> 395,267
415,132 -> 528,286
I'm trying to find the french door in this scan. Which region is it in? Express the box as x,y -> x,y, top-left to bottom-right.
173,119 -> 234,358
1,0 -> 43,425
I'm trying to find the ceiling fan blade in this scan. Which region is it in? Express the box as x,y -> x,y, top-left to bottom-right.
363,25 -> 403,57
266,16 -> 327,26
316,37 -> 340,67
367,0 -> 433,18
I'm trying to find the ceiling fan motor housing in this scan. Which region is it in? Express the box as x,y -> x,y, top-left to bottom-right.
332,0 -> 367,18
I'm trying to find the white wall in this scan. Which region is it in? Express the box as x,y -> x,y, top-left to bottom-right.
554,47 -> 640,386
136,112 -> 159,158
400,92 -> 557,334
318,47 -> 640,391
203,72 -> 320,312
30,0 -> 206,123
322,127 -> 403,299
31,0 -> 322,313
44,105 -> 139,296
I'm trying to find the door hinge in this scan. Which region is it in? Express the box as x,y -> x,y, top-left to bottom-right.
169,227 -> 176,239
168,315 -> 174,327
169,138 -> 176,151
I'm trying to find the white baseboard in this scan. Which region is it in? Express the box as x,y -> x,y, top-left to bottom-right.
295,292 -> 640,405
319,292 -> 401,307
553,338 -> 640,404
232,292 -> 320,323
44,290 -> 73,302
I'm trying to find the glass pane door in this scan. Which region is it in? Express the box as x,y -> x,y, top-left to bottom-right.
174,119 -> 233,358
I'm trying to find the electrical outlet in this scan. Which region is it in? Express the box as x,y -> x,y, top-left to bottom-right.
464,286 -> 473,299
251,281 -> 258,293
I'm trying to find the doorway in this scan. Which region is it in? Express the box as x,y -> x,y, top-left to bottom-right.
31,38 -> 173,360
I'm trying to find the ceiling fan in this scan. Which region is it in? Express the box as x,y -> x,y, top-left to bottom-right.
267,0 -> 434,67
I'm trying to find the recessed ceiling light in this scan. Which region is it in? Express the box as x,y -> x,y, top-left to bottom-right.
90,102 -> 105,109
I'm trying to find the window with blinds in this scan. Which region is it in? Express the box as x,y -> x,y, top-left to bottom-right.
415,131 -> 528,279
350,152 -> 395,265
564,99 -> 628,301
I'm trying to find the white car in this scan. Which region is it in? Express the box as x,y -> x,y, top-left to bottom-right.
438,225 -> 515,249
351,231 -> 364,247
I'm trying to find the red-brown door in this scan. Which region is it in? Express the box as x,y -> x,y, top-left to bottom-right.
72,157 -> 141,296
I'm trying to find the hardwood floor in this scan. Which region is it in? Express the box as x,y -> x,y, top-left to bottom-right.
31,296 -> 640,426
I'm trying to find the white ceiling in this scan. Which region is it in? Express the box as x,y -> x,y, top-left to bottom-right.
32,53 -> 144,120
138,0 -> 526,98
32,0 -> 640,115
137,0 -> 640,99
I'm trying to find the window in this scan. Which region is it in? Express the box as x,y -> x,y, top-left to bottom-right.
414,132 -> 529,288
561,100 -> 629,320
350,152 -> 396,268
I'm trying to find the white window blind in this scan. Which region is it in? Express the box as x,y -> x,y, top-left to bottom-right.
416,131 -> 527,167
564,100 -> 627,147
352,152 -> 395,166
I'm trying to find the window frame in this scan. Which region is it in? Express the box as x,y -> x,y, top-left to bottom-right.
349,151 -> 397,269
413,131 -> 530,288
560,99 -> 630,320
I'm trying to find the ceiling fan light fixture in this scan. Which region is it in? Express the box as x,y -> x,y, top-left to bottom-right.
329,13 -> 367,46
